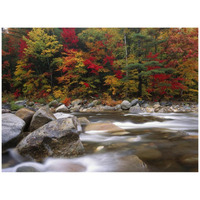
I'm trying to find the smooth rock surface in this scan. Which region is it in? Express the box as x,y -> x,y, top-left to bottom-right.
2,113 -> 26,151
54,112 -> 74,119
15,108 -> 35,125
129,103 -> 143,114
55,104 -> 69,113
78,117 -> 90,125
121,100 -> 131,110
17,117 -> 84,161
29,106 -> 56,131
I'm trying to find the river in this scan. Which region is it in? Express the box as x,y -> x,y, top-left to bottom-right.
2,112 -> 198,172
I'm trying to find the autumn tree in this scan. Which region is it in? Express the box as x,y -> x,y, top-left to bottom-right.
14,28 -> 62,98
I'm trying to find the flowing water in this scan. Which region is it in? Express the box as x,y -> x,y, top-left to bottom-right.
2,112 -> 198,172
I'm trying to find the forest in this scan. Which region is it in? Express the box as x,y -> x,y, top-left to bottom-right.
2,28 -> 198,104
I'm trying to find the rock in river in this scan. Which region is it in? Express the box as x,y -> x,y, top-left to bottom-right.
2,113 -> 26,151
129,103 -> 143,114
29,105 -> 56,131
55,104 -> 69,113
121,100 -> 131,110
15,108 -> 35,126
16,117 -> 84,161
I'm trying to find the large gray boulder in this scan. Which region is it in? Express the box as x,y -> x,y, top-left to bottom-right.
129,103 -> 143,114
121,100 -> 131,110
2,113 -> 26,151
29,106 -> 56,131
130,99 -> 139,106
16,117 -> 84,161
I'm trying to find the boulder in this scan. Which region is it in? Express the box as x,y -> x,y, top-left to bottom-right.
141,103 -> 149,108
130,99 -> 139,107
136,146 -> 162,161
102,105 -> 116,111
29,106 -> 56,132
16,166 -> 39,172
153,102 -> 160,109
78,117 -> 90,125
145,107 -> 154,113
129,103 -> 143,114
70,105 -> 81,112
121,100 -> 131,110
48,100 -> 59,108
114,104 -> 122,110
178,154 -> 198,167
16,117 -> 84,161
71,99 -> 82,106
87,100 -> 99,108
115,155 -> 149,172
15,108 -> 35,126
2,113 -> 26,151
55,104 -> 69,113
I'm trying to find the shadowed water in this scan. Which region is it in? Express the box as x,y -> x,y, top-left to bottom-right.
2,112 -> 198,172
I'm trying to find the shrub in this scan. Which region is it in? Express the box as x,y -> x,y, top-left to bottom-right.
10,101 -> 24,111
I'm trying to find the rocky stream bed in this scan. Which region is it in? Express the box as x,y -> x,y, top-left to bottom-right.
2,99 -> 198,172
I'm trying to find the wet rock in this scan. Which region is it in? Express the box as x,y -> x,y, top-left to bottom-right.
102,105 -> 116,111
71,99 -> 82,106
17,117 -> 84,161
15,108 -> 35,126
141,103 -> 149,108
78,117 -> 90,125
178,154 -> 198,167
87,100 -> 99,108
116,155 -> 149,172
182,135 -> 198,140
153,102 -> 160,109
55,104 -> 69,113
85,122 -> 127,134
95,146 -> 104,152
129,103 -> 143,114
16,166 -> 39,172
138,100 -> 145,106
136,146 -> 162,161
145,107 -> 154,113
121,100 -> 131,110
168,131 -> 188,140
130,99 -> 139,106
48,100 -> 59,108
108,142 -> 129,150
70,105 -> 81,112
54,112 -> 74,119
2,109 -> 11,113
2,113 -> 26,151
114,104 -> 121,110
29,105 -> 56,132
